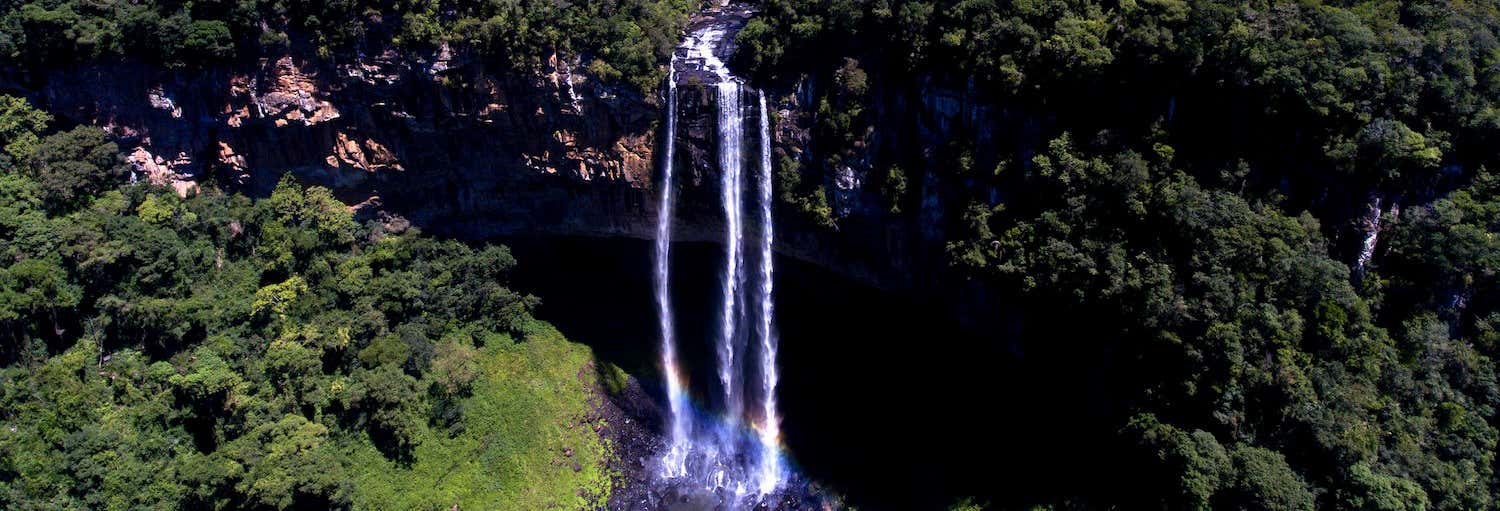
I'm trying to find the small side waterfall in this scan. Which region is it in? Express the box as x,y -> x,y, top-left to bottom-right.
651,9 -> 787,505
1355,195 -> 1383,278
563,60 -> 584,114
656,56 -> 690,479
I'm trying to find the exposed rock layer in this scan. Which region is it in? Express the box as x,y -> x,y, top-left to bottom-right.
2,27 -> 1006,294
6,46 -> 660,234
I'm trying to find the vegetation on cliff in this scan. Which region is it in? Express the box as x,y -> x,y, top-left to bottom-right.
0,0 -> 699,92
3,0 -> 1500,508
738,0 -> 1500,508
736,0 -> 1498,223
0,96 -> 613,509
946,135 -> 1497,509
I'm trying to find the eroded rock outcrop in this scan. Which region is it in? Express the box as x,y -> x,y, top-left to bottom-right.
2,13 -> 1010,293
6,44 -> 661,239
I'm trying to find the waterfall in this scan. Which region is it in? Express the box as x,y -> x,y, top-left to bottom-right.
656,56 -> 690,479
753,91 -> 783,495
1355,195 -> 1383,278
652,12 -> 787,503
716,80 -> 747,425
563,60 -> 584,114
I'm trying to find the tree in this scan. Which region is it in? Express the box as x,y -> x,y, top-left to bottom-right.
1339,463 -> 1430,511
168,346 -> 242,402
222,414 -> 350,509
430,338 -> 478,396
252,276 -> 308,319
183,20 -> 233,62
0,173 -> 49,261
1224,446 -> 1315,511
349,364 -> 423,458
1125,414 -> 1232,510
257,176 -> 356,272
0,95 -> 50,160
2,256 -> 82,338
26,126 -> 125,212
883,164 -> 909,214
1327,118 -> 1444,183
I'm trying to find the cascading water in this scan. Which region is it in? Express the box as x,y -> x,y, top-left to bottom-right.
753,92 -> 783,495
563,60 -> 584,115
655,55 -> 690,479
1355,196 -> 1383,278
716,80 -> 747,427
651,8 -> 787,505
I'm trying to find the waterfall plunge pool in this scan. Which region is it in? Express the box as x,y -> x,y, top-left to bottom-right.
500,236 -> 1125,510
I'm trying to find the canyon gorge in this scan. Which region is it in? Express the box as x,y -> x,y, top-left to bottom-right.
0,4 -> 986,296
2,4 -> 1015,509
7,0 -> 1500,509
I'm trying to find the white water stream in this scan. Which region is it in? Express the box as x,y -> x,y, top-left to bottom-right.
653,14 -> 786,502
655,55 -> 690,479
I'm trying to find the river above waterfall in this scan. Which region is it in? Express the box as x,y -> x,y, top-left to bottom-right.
674,5 -> 754,86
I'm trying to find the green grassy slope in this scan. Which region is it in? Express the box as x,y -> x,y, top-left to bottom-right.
346,322 -> 614,510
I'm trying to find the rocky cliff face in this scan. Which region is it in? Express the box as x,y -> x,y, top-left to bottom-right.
7,45 -> 663,238
2,27 -> 1017,295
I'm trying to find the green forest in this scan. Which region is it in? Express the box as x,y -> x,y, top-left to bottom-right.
0,0 -> 696,92
735,0 -> 1500,509
0,99 -> 616,509
4,0 -> 1500,509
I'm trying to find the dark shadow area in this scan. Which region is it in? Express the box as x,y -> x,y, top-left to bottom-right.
500,236 -> 746,416
503,236 -> 662,376
501,236 -> 1128,510
772,252 -> 1128,510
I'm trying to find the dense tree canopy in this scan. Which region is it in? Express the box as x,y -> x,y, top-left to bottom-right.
738,0 -> 1500,224
4,0 -> 1500,507
0,96 -> 612,509
0,0 -> 700,92
733,0 -> 1500,508
941,134 -> 1498,509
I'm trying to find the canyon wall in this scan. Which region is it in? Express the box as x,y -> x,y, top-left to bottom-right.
6,47 -> 660,236
2,39 -> 1014,295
